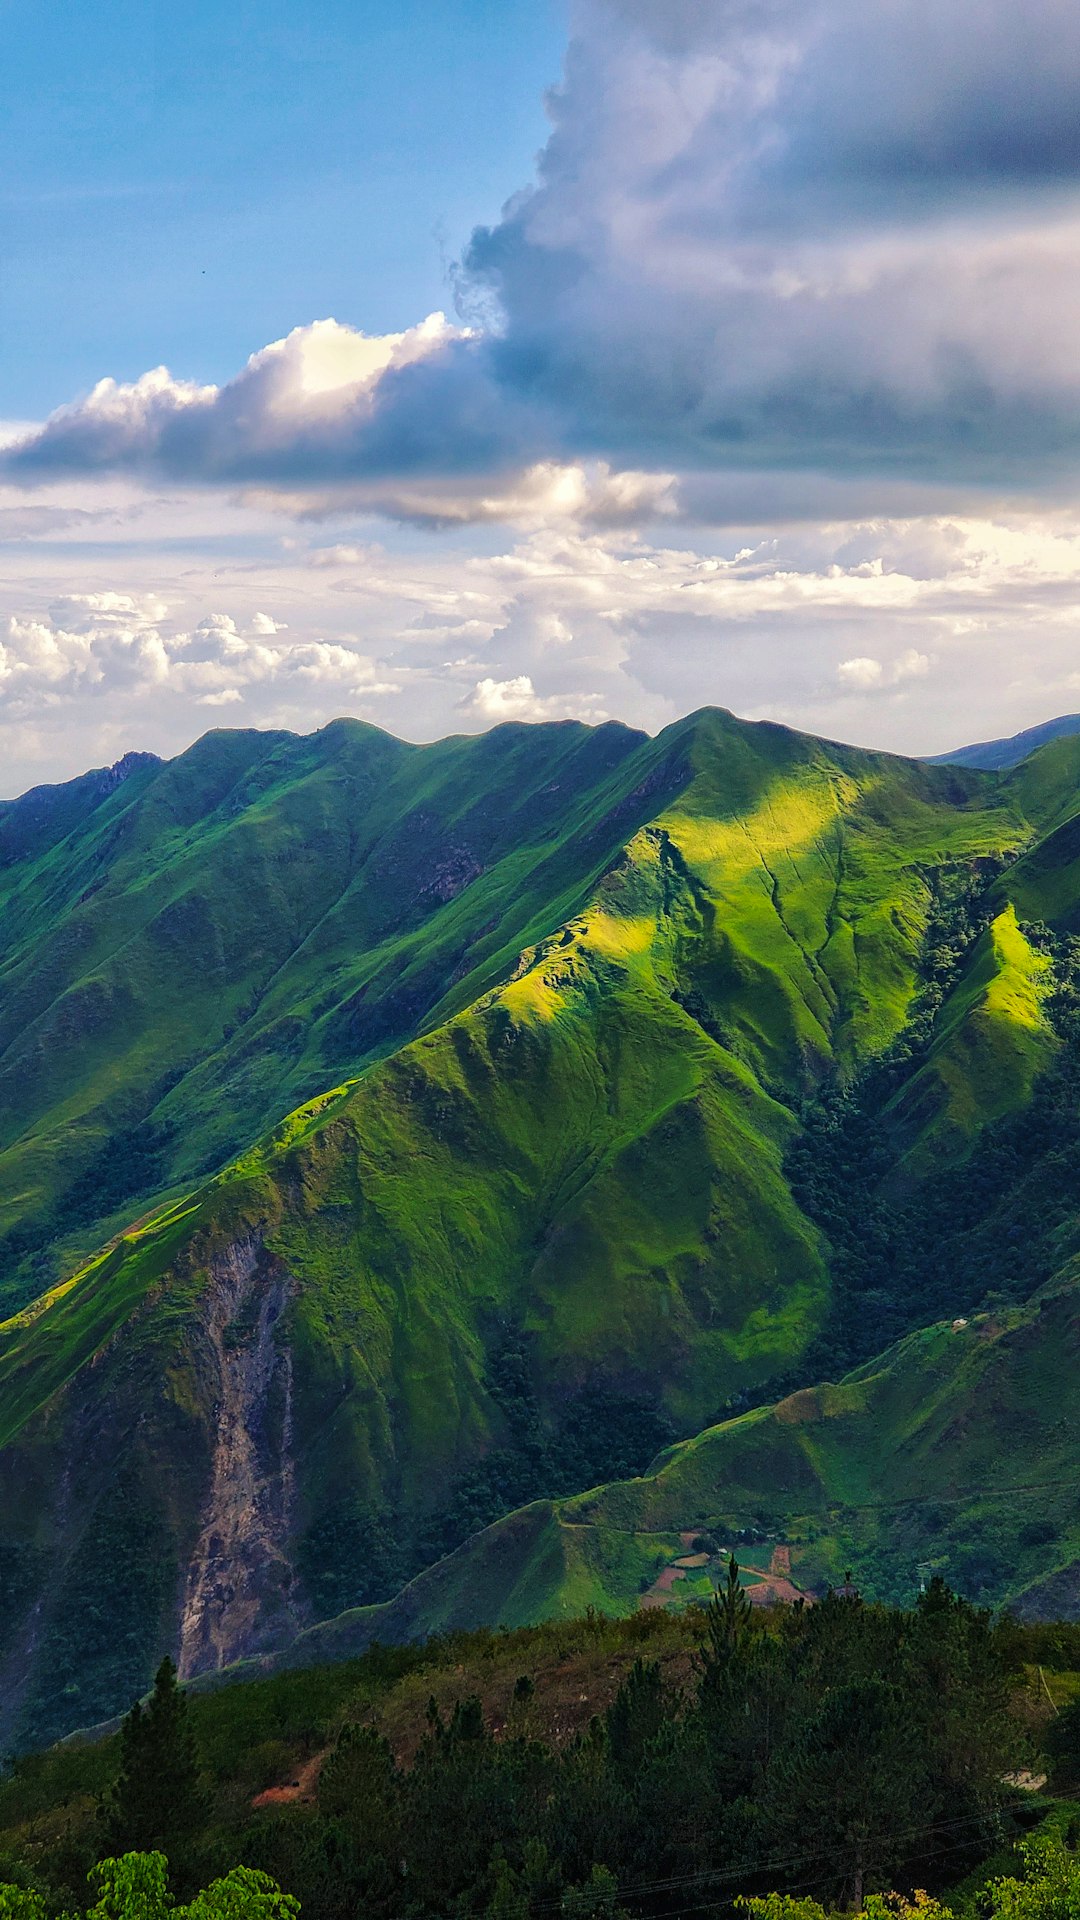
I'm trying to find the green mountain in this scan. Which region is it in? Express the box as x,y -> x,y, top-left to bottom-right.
3,706 -> 1080,1751
0,716 -> 683,1311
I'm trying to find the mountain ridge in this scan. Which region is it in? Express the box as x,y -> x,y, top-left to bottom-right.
0,711 -> 680,1311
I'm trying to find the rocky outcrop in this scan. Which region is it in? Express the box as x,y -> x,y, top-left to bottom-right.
178,1238 -> 300,1678
418,845 -> 484,905
97,750 -> 161,796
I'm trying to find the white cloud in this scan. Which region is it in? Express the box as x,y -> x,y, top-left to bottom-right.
838,657 -> 884,689
460,675 -> 606,724
461,675 -> 544,720
7,462 -> 1080,794
308,544 -> 383,568
50,591 -> 169,629
838,647 -> 931,691
895,648 -> 931,681
0,591 -> 393,730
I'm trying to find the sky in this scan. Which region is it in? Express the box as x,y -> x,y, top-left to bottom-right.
5,0 -> 1080,794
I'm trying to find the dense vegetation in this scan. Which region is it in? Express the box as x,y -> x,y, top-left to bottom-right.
783,865 -> 1080,1381
3,1588 -> 1079,1920
297,1356 -> 675,1617
13,1830 -> 1080,1920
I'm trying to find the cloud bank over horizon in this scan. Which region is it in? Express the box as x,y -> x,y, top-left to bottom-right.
6,485 -> 1080,797
6,0 -> 1080,785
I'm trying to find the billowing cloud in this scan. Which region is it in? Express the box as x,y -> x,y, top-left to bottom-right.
2,314 -> 495,493
8,0 -> 1080,511
459,674 -> 607,724
0,593 -> 395,723
463,0 -> 1080,483
838,648 -> 931,691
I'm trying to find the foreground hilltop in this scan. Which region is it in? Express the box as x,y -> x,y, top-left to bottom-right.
4,706 -> 1080,1747
6,1591 -> 1073,1920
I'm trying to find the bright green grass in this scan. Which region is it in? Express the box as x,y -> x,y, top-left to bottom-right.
887,906 -> 1057,1171
0,716 -> 685,1300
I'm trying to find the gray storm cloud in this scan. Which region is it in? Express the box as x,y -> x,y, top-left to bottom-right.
466,0 -> 1080,477
8,0 -> 1080,504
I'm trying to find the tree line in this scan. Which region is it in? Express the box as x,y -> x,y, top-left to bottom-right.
6,1575 -> 1066,1920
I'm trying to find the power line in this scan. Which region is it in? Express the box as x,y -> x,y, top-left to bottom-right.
520,1807 -> 1008,1918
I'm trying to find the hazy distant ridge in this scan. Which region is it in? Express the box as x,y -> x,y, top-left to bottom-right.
929,712 -> 1080,770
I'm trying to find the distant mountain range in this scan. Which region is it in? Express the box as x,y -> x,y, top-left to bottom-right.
930,711 -> 1080,770
4,706 -> 1080,1750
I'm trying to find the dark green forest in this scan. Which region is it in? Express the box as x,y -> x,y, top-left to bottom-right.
5,1583 -> 1080,1920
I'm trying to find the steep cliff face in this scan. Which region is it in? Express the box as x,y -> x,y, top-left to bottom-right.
178,1237 -> 298,1677
0,1223 -> 306,1747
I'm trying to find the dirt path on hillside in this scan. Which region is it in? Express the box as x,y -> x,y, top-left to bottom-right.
252,1750 -> 325,1809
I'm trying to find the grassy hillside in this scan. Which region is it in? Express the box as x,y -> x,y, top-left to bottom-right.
2,709 -> 1078,1749
0,716 -> 682,1311
888,907 -> 1055,1166
568,1261 -> 1080,1611
297,1263 -> 1080,1653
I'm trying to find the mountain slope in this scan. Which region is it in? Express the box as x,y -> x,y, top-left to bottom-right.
0,715 -> 687,1311
0,708 -> 1073,1748
281,1263 -> 1080,1665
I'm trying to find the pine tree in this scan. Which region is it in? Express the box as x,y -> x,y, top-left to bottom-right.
605,1660 -> 666,1781
703,1555 -> 754,1671
104,1657 -> 207,1855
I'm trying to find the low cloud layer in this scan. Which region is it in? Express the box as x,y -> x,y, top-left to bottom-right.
8,0 -> 1080,506
7,472 -> 1080,795
0,592 -> 396,724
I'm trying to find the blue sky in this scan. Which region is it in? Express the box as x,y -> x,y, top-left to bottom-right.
5,0 -> 1080,793
0,0 -> 563,414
